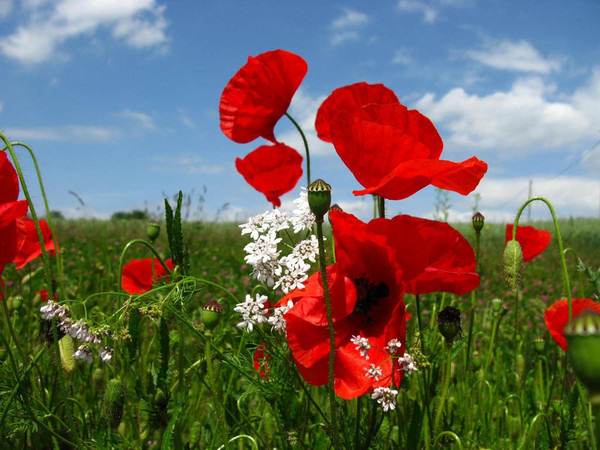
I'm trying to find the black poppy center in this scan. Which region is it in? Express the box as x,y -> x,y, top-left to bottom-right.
352,275 -> 389,315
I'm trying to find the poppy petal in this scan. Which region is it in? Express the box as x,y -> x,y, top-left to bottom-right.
121,258 -> 174,295
545,298 -> 600,350
0,151 -> 19,204
235,143 -> 303,207
506,224 -> 551,262
220,49 -> 308,144
13,217 -> 55,269
315,82 -> 400,143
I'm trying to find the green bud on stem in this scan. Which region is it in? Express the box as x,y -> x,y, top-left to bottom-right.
307,179 -> 331,222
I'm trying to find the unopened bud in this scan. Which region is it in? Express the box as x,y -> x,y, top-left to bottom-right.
101,378 -> 125,428
307,179 -> 332,222
59,335 -> 76,373
503,240 -> 523,291
533,337 -> 545,353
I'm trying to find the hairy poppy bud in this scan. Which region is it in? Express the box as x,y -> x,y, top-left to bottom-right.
533,337 -> 545,353
101,378 -> 125,428
59,335 -> 76,373
472,212 -> 485,234
307,179 -> 331,222
437,306 -> 462,345
503,239 -> 523,291
564,309 -> 600,404
147,222 -> 161,242
202,299 -> 223,331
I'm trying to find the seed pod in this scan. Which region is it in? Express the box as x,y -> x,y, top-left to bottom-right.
437,306 -> 462,345
307,179 -> 332,222
472,212 -> 485,234
101,378 -> 125,428
147,222 -> 161,242
201,299 -> 223,331
503,239 -> 523,291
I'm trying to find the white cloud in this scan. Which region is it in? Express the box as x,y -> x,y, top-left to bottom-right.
0,0 -> 13,18
467,175 -> 600,221
398,0 -> 438,24
178,108 -> 195,129
330,8 -> 369,47
148,154 -> 224,174
415,75 -> 596,155
0,0 -> 169,64
118,109 -> 155,129
277,89 -> 335,158
2,125 -> 118,141
466,39 -> 562,74
392,48 -> 412,65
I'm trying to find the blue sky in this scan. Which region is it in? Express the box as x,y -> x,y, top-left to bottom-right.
1,0 -> 599,223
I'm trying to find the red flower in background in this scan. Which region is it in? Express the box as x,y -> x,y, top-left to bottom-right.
253,343 -> 270,378
544,298 -> 600,350
315,82 -> 487,200
13,217 -> 56,269
235,143 -> 303,207
220,49 -> 308,144
505,224 -> 551,262
0,151 -> 28,275
121,258 -> 174,295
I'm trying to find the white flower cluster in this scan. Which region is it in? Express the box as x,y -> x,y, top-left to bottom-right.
234,294 -> 269,332
350,335 -> 371,359
40,300 -> 112,364
267,299 -> 294,334
239,191 -> 319,294
397,353 -> 418,375
371,387 -> 398,412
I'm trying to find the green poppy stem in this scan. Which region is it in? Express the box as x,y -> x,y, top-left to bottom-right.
285,112 -> 311,186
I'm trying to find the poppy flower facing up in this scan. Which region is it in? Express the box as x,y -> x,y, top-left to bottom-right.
544,298 -> 600,351
235,143 -> 303,207
0,151 -> 29,275
315,82 -> 487,200
279,210 -> 478,399
505,224 -> 551,262
121,258 -> 174,295
220,49 -> 308,144
13,217 -> 56,269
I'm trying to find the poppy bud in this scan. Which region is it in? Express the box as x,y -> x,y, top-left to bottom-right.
437,306 -> 462,345
503,239 -> 523,291
101,378 -> 125,428
472,212 -> 485,233
564,309 -> 600,404
491,297 -> 503,313
147,222 -> 161,242
59,334 -> 76,373
201,299 -> 223,331
472,352 -> 482,369
307,179 -> 332,222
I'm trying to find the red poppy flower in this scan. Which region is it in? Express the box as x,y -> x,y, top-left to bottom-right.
315,83 -> 487,200
0,152 -> 28,274
253,343 -> 270,378
121,258 -> 174,295
220,49 -> 308,144
12,217 -> 56,269
544,298 -> 600,351
235,143 -> 303,207
505,224 -> 551,262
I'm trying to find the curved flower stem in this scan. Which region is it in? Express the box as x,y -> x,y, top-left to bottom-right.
512,197 -> 572,318
8,142 -> 66,299
315,218 -> 340,447
117,238 -> 172,291
1,134 -> 55,301
285,112 -> 311,186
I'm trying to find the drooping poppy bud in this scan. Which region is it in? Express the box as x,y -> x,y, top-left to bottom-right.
437,306 -> 462,345
307,179 -> 331,222
564,309 -> 600,404
503,240 -> 523,291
